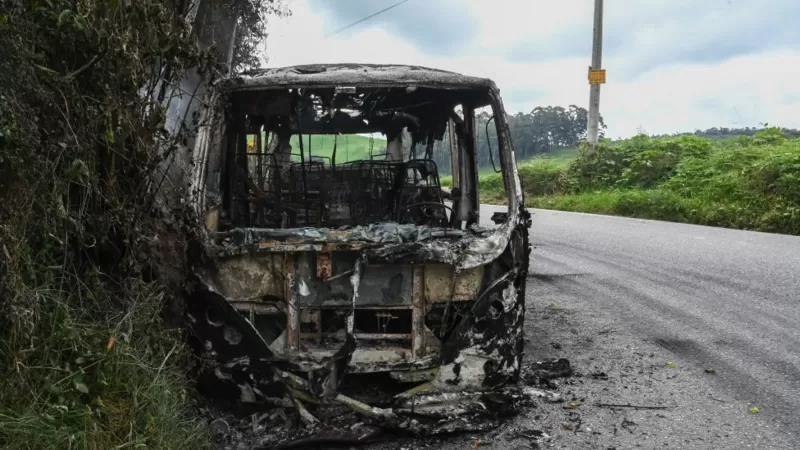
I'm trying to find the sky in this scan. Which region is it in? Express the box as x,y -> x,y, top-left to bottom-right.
264,0 -> 800,139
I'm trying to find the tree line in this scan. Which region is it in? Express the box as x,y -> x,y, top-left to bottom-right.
428,105 -> 605,174
683,126 -> 800,140
406,102 -> 800,177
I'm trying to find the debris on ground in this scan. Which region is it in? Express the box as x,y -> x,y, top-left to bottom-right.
521,358 -> 573,386
198,356 -> 575,449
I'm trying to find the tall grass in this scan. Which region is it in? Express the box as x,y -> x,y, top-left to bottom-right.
1,2 -> 211,448
0,281 -> 208,450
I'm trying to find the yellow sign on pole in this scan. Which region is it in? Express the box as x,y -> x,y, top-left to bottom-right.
588,69 -> 606,85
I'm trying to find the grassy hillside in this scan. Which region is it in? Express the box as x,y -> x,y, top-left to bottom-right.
290,134 -> 387,162
480,129 -> 800,235
527,147 -> 579,168
441,148 -> 578,189
248,134 -> 388,163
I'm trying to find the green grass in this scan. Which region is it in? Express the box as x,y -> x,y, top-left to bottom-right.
441,148 -> 577,190
529,147 -> 578,168
249,134 -> 388,163
0,3 -> 211,447
478,131 -> 800,235
457,157 -> 570,204
0,280 -> 209,450
441,169 -> 501,191
289,134 -> 388,162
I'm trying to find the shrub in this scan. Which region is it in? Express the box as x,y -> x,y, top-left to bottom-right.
494,133 -> 800,235
745,141 -> 800,204
752,126 -> 787,146
756,206 -> 800,235
517,159 -> 567,196
0,1 -> 218,447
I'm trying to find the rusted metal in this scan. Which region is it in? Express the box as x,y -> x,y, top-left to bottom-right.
201,254 -> 283,301
204,205 -> 219,232
425,264 -> 484,302
300,333 -> 411,341
229,301 -> 283,315
323,269 -> 354,283
316,252 -> 332,279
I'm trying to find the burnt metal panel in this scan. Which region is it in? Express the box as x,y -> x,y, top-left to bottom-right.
424,264 -> 484,302
317,252 -> 332,279
323,265 -> 412,307
291,251 -> 413,307
199,254 -> 283,301
226,64 -> 494,91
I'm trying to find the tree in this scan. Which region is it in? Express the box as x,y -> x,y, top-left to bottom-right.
430,105 -> 607,175
230,0 -> 290,72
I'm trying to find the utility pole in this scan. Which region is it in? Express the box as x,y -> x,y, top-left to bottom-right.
586,0 -> 604,146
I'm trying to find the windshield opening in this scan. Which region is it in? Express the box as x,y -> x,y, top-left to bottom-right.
220,86 -> 508,231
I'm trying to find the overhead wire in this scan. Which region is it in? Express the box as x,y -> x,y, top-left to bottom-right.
324,0 -> 411,38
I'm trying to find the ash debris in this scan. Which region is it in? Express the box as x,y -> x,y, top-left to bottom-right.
522,358 -> 574,387
198,358 -> 576,449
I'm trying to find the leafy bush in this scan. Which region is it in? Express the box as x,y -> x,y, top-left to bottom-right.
483,133 -> 800,235
563,135 -> 713,191
562,141 -> 625,190
619,136 -> 711,188
0,1 -> 234,447
746,142 -> 800,203
752,126 -> 787,146
518,159 -> 567,196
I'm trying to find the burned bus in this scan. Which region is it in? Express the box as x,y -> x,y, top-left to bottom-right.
187,64 -> 531,428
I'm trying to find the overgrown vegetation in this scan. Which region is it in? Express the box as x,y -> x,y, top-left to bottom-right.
0,0 -> 283,447
483,129 -> 800,235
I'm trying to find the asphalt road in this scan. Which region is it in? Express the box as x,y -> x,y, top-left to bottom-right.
482,206 -> 800,445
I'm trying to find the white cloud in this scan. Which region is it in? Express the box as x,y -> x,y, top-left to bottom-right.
265,0 -> 800,138
603,50 -> 800,137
